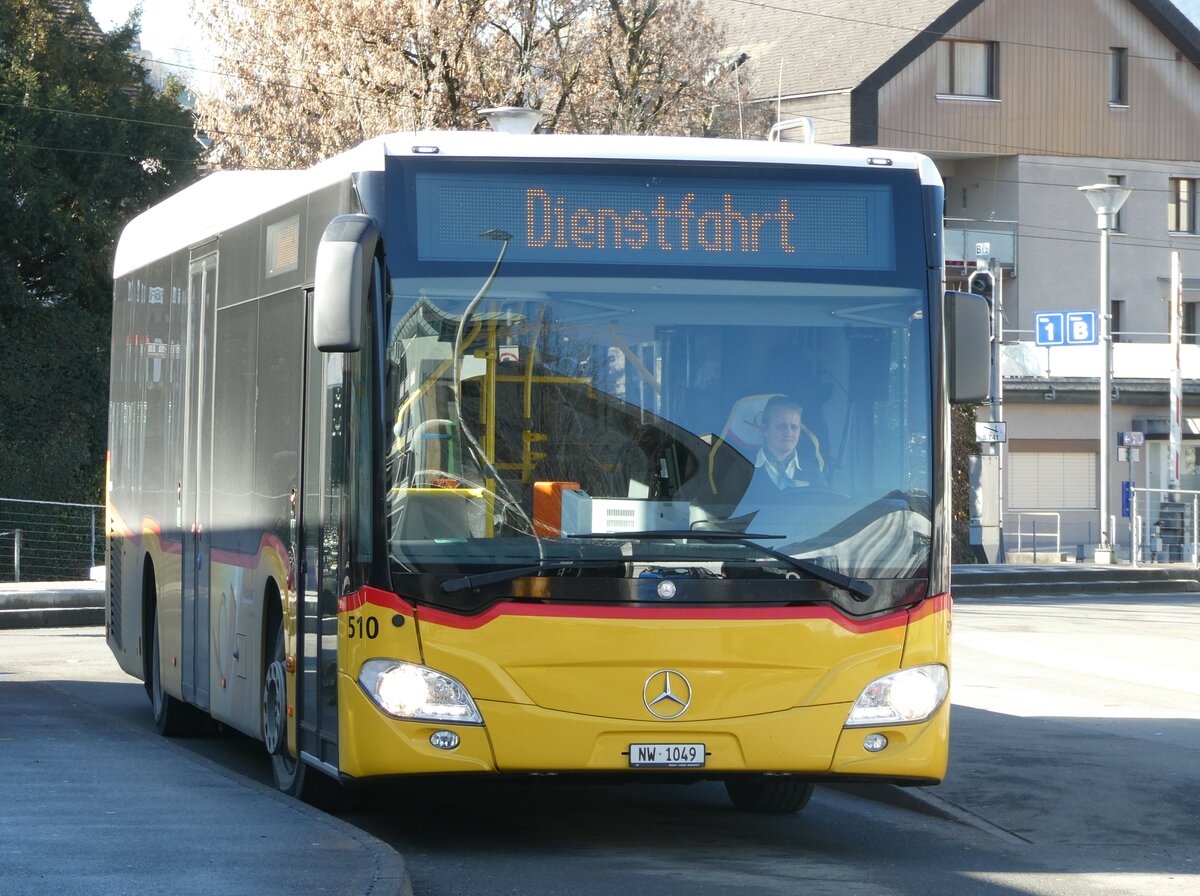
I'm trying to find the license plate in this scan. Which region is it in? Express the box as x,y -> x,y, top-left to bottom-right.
628,743 -> 706,768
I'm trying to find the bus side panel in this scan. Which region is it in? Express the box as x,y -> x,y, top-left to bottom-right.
157,255 -> 190,701
204,200 -> 304,736
106,271 -> 139,677
208,284 -> 259,729
107,257 -> 186,688
206,286 -> 307,738
148,255 -> 191,698
250,287 -> 306,732
108,177 -> 358,733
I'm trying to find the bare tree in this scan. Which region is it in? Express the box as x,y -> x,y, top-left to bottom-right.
192,0 -> 756,168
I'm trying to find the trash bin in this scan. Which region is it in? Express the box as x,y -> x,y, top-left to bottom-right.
1156,501 -> 1186,563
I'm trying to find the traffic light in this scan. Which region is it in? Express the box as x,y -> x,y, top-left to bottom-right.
968,270 -> 994,305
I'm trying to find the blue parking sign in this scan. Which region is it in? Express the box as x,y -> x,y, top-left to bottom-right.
1035,310 -> 1098,346
1035,312 -> 1064,346
1065,311 -> 1098,345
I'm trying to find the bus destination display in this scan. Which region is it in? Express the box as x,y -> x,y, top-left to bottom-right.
414,172 -> 895,270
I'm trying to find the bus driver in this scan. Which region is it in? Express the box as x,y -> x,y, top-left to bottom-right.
754,395 -> 827,490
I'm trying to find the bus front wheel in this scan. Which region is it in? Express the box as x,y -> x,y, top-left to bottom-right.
263,620 -> 341,807
724,776 -> 815,813
263,620 -> 309,796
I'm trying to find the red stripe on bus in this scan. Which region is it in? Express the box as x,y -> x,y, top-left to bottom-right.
416,602 -> 911,634
908,592 -> 950,622
339,587 -> 416,617
338,591 -> 915,634
118,516 -> 288,572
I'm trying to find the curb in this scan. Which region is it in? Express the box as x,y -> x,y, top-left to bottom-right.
39,678 -> 414,896
0,585 -> 105,630
0,606 -> 105,629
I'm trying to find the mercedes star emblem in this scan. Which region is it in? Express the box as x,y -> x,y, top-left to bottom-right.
643,670 -> 692,719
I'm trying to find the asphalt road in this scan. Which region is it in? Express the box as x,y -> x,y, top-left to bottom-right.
2,592 -> 1197,895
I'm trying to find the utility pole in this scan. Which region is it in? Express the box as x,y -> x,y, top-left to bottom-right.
967,252 -> 1005,563
989,256 -> 1005,563
1170,251 -> 1183,498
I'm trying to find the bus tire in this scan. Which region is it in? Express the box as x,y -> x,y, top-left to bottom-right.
263,619 -> 305,792
263,619 -> 344,808
724,776 -> 815,813
147,603 -> 205,737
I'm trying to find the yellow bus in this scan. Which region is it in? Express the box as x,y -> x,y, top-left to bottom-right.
106,115 -> 989,812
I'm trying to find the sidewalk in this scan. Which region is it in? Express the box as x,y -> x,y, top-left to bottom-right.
0,579 -> 105,628
952,560 -> 1200,598
0,676 -> 411,896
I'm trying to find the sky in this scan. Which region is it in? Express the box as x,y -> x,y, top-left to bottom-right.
1177,0 -> 1200,23
89,1 -> 195,56
89,0 -> 212,91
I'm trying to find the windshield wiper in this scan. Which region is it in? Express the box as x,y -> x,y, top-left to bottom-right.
565,530 -> 874,601
442,531 -> 874,600
565,529 -> 783,541
440,559 -> 621,594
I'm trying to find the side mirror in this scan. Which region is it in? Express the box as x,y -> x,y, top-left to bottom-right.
313,215 -> 379,352
944,290 -> 991,404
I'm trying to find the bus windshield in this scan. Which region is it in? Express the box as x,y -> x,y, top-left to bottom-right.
382,160 -> 933,606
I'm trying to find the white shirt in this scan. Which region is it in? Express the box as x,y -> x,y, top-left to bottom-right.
754,449 -> 807,488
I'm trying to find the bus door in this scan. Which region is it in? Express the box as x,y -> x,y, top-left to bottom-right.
180,249 -> 217,710
296,288 -> 344,771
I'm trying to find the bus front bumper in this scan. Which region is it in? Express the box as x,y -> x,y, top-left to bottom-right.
337,677 -> 949,783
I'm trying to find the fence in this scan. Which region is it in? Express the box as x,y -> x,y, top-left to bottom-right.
1008,511 -> 1062,561
0,498 -> 104,582
1128,487 -> 1200,568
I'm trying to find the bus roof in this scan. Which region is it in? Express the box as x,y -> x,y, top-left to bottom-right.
113,132 -> 941,278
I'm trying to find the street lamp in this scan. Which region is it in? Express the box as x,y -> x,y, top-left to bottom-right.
1078,183 -> 1132,562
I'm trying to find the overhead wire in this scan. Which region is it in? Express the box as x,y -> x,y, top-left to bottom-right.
0,138 -> 200,163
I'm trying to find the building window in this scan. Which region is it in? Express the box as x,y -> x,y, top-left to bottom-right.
1108,175 -> 1126,232
1111,299 -> 1125,343
1169,177 -> 1197,234
936,40 -> 997,98
1009,452 -> 1097,510
1185,301 -> 1198,345
1110,47 -> 1128,105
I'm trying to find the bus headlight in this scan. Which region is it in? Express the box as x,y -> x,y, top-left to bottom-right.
358,660 -> 483,725
845,664 -> 948,727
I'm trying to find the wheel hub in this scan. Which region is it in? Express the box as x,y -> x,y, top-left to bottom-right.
263,660 -> 287,755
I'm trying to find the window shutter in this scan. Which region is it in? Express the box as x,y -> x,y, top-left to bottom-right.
1009,452 -> 1097,510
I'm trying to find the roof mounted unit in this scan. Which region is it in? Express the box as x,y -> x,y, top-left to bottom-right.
480,107 -> 549,135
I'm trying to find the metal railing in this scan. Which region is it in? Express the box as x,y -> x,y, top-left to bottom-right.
1008,512 -> 1062,561
1128,488 -> 1200,568
0,498 -> 103,582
